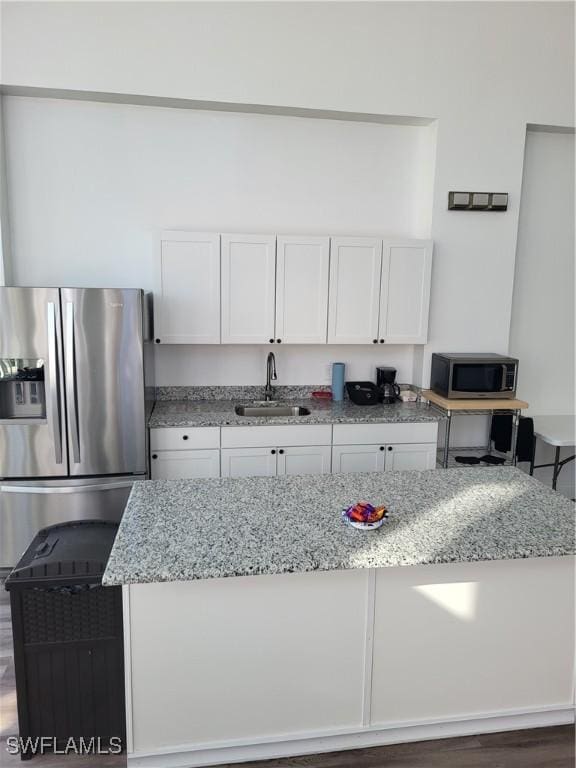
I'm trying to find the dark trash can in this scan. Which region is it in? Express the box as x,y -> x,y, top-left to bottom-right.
5,520 -> 125,761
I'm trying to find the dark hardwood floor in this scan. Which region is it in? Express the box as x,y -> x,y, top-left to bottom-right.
1,581 -> 573,767
217,727 -> 575,768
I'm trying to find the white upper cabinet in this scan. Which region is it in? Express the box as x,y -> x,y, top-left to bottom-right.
379,240 -> 433,344
155,232 -> 220,344
327,237 -> 383,344
328,237 -> 432,345
275,236 -> 330,344
157,232 -> 432,346
221,234 -> 276,344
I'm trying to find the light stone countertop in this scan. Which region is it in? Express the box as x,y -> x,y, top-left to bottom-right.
103,467 -> 575,586
148,398 -> 443,428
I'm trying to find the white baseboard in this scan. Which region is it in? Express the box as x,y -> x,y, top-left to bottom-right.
127,705 -> 575,768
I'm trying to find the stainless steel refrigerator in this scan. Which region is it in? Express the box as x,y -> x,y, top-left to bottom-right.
0,287 -> 154,567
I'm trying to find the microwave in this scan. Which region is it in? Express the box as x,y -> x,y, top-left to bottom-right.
430,353 -> 518,399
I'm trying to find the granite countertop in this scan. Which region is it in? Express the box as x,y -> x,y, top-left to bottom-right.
149,398 -> 442,428
103,467 -> 575,585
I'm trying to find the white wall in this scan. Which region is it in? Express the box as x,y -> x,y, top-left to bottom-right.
0,96 -> 10,285
157,345 -> 415,387
1,2 -> 573,385
2,3 -> 572,124
509,129 -> 575,497
1,2 -> 574,396
3,96 -> 434,384
510,129 -> 575,415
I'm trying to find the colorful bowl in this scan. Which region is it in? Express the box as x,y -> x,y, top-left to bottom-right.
341,511 -> 388,530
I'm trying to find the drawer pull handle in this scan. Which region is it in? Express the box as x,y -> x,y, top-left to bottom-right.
388,446 -> 393,451
278,449 -> 284,454
379,446 -> 385,451
182,435 -> 189,441
152,454 -> 158,459
271,449 -> 276,455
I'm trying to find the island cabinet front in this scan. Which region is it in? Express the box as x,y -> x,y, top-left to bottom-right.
123,557 -> 574,766
369,557 -> 574,726
126,569 -> 370,754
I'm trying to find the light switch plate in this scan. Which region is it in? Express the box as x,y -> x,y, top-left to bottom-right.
449,190 -> 508,211
489,193 -> 508,210
448,191 -> 471,209
471,192 -> 490,209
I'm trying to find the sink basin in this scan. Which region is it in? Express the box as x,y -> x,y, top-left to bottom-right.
234,404 -> 311,417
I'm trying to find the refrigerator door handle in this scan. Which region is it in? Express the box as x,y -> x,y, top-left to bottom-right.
0,480 -> 136,494
47,302 -> 63,464
65,301 -> 81,464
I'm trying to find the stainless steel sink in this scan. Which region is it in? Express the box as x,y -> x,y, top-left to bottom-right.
234,404 -> 311,417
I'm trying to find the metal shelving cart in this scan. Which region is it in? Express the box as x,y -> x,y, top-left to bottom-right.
421,390 -> 529,468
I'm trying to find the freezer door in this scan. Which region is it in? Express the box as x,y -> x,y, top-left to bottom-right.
0,476 -> 136,568
61,289 -> 146,476
0,287 -> 68,478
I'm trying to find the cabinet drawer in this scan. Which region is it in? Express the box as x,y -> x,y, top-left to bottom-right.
150,427 -> 220,451
221,425 -> 332,449
332,422 -> 437,446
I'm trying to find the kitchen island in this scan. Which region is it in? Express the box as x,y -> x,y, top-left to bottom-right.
104,468 -> 575,768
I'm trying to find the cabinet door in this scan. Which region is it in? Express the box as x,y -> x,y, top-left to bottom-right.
150,450 -> 220,480
384,443 -> 437,471
220,448 -> 277,478
331,445 -> 386,474
327,237 -> 382,344
370,558 -> 574,726
129,570 -> 369,749
379,240 -> 433,344
155,232 -> 220,344
221,234 -> 276,344
277,445 -> 332,476
275,236 -> 330,344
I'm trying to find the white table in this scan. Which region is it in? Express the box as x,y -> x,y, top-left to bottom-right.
529,415 -> 575,490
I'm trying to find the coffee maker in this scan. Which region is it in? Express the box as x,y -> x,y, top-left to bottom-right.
376,367 -> 400,404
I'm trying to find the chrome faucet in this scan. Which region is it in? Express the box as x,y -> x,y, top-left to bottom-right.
264,352 -> 277,401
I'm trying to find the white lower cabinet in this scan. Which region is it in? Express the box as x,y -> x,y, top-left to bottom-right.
332,444 -> 386,474
151,423 -> 437,479
222,445 -> 332,478
385,442 -> 437,471
150,449 -> 220,480
221,448 -> 278,478
277,445 -> 332,475
333,442 -> 436,474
